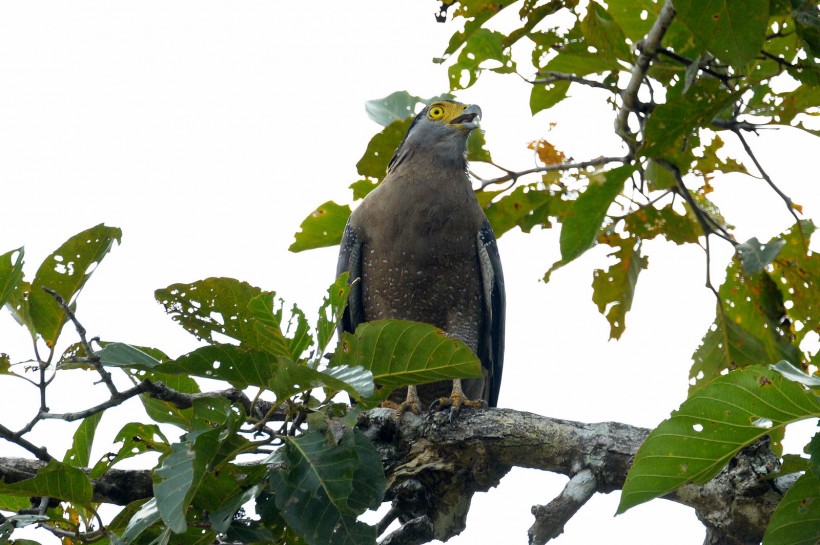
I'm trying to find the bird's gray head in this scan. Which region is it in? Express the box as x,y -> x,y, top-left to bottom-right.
388,100 -> 482,172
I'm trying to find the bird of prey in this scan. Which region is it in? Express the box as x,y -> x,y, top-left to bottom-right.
337,100 -> 505,417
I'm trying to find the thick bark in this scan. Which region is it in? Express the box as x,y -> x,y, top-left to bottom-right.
0,407 -> 791,545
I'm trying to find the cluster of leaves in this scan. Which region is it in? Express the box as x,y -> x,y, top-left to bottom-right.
0,224 -> 482,545
292,0 -> 820,541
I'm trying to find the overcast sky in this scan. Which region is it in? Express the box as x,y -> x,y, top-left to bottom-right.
0,2 -> 817,544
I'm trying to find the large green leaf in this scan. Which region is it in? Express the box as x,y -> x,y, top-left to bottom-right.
155,278 -> 290,357
270,428 -> 383,545
27,224 -> 121,345
763,469 -> 820,545
0,247 -> 24,309
559,165 -> 634,263
0,459 -> 93,507
289,200 -> 352,253
137,370 -> 200,430
63,412 -> 103,468
484,185 -> 555,237
333,319 -> 482,401
591,236 -> 646,340
97,342 -> 165,369
674,0 -> 769,69
619,365 -> 820,513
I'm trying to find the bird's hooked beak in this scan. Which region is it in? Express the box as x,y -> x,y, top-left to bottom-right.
450,104 -> 482,131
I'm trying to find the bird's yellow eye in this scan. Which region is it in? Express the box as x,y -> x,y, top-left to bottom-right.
428,105 -> 445,119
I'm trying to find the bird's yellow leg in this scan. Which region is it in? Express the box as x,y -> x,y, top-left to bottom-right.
381,384 -> 423,419
431,379 -> 486,420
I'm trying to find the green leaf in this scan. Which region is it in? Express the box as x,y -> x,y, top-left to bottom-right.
289,201 -> 352,253
246,292 -> 300,358
448,28 -> 515,90
153,400 -> 237,534
0,247 -> 24,309
270,428 -> 383,545
155,277 -> 292,357
334,319 -> 482,402
484,185 -> 554,237
0,459 -> 93,507
674,0 -> 769,69
763,469 -> 820,545
466,128 -> 493,163
690,312 -> 770,392
580,2 -> 632,62
530,79 -> 570,115
770,220 -> 819,345
607,0 -> 658,41
207,483 -> 264,534
98,342 -> 164,369
63,412 -> 103,468
364,91 -> 454,127
159,346 -> 374,402
592,237 -> 646,340
793,0 -> 820,58
642,79 -> 740,158
559,165 -> 634,263
27,224 -> 122,346
91,422 -> 170,479
138,371 -> 200,430
316,274 -> 351,356
622,204 -> 701,245
119,498 -> 162,543
355,118 -> 413,179
619,365 -> 820,513
736,237 -> 786,274
770,360 -> 820,389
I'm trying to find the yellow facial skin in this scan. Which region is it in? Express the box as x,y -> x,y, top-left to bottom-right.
426,101 -> 481,131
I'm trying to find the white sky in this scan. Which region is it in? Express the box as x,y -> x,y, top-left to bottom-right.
0,2 -> 817,544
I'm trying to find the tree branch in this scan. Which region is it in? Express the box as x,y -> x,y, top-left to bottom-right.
615,0 -> 676,151
0,407 -> 791,545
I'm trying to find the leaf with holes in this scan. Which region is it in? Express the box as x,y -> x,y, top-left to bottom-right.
355,118 -> 413,180
592,237 -> 646,340
91,422 -> 170,479
0,247 -> 24,310
63,412 -> 102,468
770,220 -> 819,345
155,278 -> 290,358
25,224 -> 121,346
270,428 -> 383,545
580,1 -> 632,63
289,200 -> 353,253
618,365 -> 820,513
333,319 -> 481,401
560,165 -> 634,263
623,204 -> 700,245
484,185 -> 554,237
674,0 -> 769,69
530,80 -> 570,115
762,468 -> 820,545
448,28 -> 515,90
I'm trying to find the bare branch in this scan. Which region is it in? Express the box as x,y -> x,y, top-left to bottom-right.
529,469 -> 597,544
475,156 -> 628,189
615,0 -> 676,150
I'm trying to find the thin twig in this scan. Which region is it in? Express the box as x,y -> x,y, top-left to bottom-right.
42,287 -> 119,397
532,71 -> 615,92
0,422 -> 51,461
655,48 -> 734,86
475,156 -> 628,189
732,129 -> 805,248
